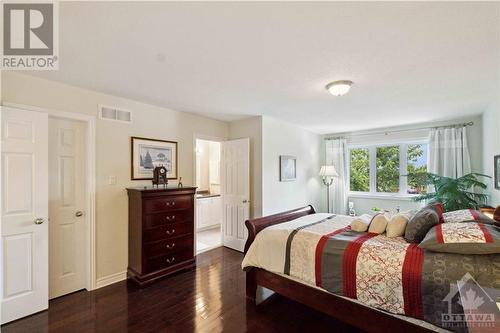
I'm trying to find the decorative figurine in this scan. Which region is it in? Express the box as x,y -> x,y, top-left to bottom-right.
152,165 -> 168,188
178,176 -> 183,188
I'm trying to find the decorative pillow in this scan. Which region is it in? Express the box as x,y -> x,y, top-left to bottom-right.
368,213 -> 389,234
404,208 -> 439,243
442,209 -> 496,225
419,222 -> 500,254
350,214 -> 372,232
425,202 -> 444,223
386,212 -> 411,238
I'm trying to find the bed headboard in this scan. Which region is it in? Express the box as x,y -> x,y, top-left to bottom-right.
480,205 -> 500,223
244,205 -> 316,254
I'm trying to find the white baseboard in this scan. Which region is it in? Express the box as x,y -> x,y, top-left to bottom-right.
95,270 -> 127,289
196,224 -> 221,232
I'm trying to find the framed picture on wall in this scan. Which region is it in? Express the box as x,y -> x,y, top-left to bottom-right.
279,155 -> 296,182
131,136 -> 178,180
495,155 -> 500,190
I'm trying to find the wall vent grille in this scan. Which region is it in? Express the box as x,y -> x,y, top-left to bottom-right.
99,105 -> 132,123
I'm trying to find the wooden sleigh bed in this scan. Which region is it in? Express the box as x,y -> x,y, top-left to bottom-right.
243,205 -> 500,333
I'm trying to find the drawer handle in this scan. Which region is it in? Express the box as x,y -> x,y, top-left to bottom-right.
165,229 -> 176,235
165,201 -> 176,206
166,243 -> 175,250
165,215 -> 176,221
166,257 -> 176,264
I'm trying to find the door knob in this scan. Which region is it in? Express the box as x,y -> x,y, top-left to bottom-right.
75,211 -> 84,217
242,200 -> 249,203
34,218 -> 44,225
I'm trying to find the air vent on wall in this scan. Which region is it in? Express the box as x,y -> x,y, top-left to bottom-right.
98,105 -> 132,123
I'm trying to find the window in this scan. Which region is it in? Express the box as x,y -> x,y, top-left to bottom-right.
350,148 -> 370,192
349,143 -> 428,196
376,146 -> 400,193
407,144 -> 428,194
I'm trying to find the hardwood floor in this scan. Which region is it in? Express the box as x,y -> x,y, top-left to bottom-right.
2,247 -> 363,333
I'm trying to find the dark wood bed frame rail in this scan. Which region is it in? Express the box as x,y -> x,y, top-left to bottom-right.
244,205 -> 435,333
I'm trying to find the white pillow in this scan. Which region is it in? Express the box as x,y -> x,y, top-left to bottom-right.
368,213 -> 389,234
386,212 -> 411,238
350,214 -> 372,232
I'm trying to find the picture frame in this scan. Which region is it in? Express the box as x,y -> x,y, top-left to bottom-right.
131,136 -> 178,180
495,155 -> 500,190
279,155 -> 297,182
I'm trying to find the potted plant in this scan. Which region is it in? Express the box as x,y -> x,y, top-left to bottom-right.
413,172 -> 490,211
371,207 -> 382,215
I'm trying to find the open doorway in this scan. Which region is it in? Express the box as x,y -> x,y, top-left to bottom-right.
195,138 -> 222,253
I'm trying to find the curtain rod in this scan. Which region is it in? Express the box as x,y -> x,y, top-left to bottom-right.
324,121 -> 474,140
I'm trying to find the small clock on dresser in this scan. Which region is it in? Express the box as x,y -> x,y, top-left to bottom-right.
152,166 -> 168,188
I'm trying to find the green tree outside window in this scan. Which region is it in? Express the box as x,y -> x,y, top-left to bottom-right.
350,148 -> 369,192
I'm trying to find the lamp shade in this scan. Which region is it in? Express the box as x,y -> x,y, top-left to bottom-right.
319,165 -> 339,177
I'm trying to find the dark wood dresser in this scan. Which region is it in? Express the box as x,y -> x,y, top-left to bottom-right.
127,186 -> 197,286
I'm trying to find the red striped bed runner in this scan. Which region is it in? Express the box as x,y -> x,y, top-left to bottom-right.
402,244 -> 424,319
342,233 -> 378,299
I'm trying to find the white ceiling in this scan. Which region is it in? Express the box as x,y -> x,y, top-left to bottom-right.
26,1 -> 499,134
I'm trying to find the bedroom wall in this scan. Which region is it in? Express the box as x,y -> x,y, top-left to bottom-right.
1,72 -> 229,282
482,101 -> 500,206
261,116 -> 323,215
324,115 -> 484,215
228,116 -> 263,218
195,139 -> 211,192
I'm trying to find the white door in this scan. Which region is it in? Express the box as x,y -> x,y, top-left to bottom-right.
48,118 -> 86,299
221,138 -> 249,252
1,107 -> 49,324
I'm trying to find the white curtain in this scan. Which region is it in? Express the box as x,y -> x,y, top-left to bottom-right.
325,138 -> 348,214
428,126 -> 471,178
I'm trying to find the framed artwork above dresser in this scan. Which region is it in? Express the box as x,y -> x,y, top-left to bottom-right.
131,136 -> 178,180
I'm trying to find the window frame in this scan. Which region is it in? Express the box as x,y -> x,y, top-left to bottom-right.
347,140 -> 428,199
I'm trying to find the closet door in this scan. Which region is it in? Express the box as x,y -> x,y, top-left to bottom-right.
1,107 -> 49,323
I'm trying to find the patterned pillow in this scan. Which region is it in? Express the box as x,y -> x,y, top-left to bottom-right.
404,208 -> 439,243
419,222 -> 500,254
425,202 -> 444,223
442,209 -> 496,225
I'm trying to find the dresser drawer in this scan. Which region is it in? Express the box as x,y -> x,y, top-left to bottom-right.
144,210 -> 193,229
143,222 -> 193,242
146,250 -> 193,273
144,235 -> 193,258
144,195 -> 192,213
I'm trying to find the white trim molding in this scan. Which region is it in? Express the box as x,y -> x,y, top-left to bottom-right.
348,192 -> 418,201
95,271 -> 127,289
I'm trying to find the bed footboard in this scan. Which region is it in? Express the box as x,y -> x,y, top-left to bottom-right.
243,205 -> 316,254
244,205 -> 316,300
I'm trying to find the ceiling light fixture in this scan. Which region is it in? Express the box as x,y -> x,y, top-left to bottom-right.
325,80 -> 353,96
